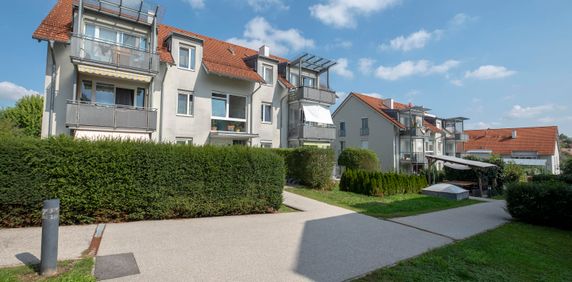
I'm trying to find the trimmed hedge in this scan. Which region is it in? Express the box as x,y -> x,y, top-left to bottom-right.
506,182 -> 572,229
0,136 -> 285,227
274,147 -> 335,189
340,169 -> 428,196
531,174 -> 572,184
337,148 -> 380,171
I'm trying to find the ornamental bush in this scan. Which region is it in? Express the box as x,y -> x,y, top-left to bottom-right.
337,148 -> 380,171
0,136 -> 285,227
506,182 -> 572,229
340,169 -> 428,197
530,174 -> 572,184
274,147 -> 335,189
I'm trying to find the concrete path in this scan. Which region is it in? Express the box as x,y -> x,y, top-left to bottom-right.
97,192 -> 452,281
0,224 -> 95,267
391,199 -> 511,240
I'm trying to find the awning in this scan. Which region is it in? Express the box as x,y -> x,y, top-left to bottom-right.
77,65 -> 153,83
302,141 -> 331,148
302,103 -> 334,125
74,130 -> 150,141
209,131 -> 259,140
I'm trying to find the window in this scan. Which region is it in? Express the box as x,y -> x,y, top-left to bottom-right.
135,88 -> 145,108
260,142 -> 272,148
85,23 -> 147,50
361,140 -> 369,149
339,122 -> 346,137
261,103 -> 272,123
426,140 -> 434,152
95,83 -> 115,105
177,92 -> 194,115
289,73 -> 299,86
211,93 -> 246,120
176,138 -> 193,145
262,64 -> 273,84
302,76 -> 315,87
178,46 -> 196,70
360,118 -> 369,136
80,80 -> 92,102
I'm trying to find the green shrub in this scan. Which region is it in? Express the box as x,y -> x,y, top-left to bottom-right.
503,162 -> 525,184
274,147 -> 334,189
506,182 -> 572,229
337,148 -> 380,171
563,158 -> 572,176
531,174 -> 572,184
340,169 -> 428,197
0,136 -> 285,227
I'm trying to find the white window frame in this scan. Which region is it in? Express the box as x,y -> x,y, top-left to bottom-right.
261,103 -> 272,124
84,22 -> 147,51
178,45 -> 196,71
177,91 -> 194,116
260,141 -> 272,148
175,137 -> 193,145
289,73 -> 299,86
211,93 -> 247,122
262,64 -> 273,84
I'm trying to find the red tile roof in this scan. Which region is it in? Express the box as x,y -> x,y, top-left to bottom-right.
278,76 -> 295,89
33,0 -> 289,83
464,126 -> 558,156
351,93 -> 405,129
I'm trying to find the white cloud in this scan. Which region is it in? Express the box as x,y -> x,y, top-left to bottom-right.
309,0 -> 400,29
183,0 -> 205,9
331,58 -> 354,79
379,29 -> 443,52
227,17 -> 315,55
0,81 -> 40,103
375,59 -> 460,80
450,79 -> 463,86
465,65 -> 516,80
358,58 -> 376,75
507,104 -> 557,119
449,13 -> 478,27
467,121 -> 501,129
247,0 -> 289,12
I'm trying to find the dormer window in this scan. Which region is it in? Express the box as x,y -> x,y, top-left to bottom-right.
179,46 -> 196,70
262,64 -> 273,84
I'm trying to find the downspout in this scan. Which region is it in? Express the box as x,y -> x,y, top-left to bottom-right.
48,40 -> 57,137
279,89 -> 291,148
158,65 -> 169,142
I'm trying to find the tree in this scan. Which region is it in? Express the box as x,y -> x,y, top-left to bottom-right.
559,133 -> 571,148
1,95 -> 43,137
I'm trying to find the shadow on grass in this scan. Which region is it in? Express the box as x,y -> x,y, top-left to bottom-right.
15,252 -> 40,274
350,196 -> 480,218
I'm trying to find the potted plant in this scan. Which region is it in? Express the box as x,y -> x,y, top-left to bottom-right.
227,124 -> 235,131
235,127 -> 241,132
211,126 -> 217,131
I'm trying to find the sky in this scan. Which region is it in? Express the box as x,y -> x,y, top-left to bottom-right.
0,0 -> 571,134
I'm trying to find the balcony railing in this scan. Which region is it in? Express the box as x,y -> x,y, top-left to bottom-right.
210,120 -> 247,133
71,35 -> 159,73
446,132 -> 468,142
289,86 -> 336,104
339,129 -> 346,137
289,123 -> 336,140
399,152 -> 427,164
76,0 -> 161,25
400,127 -> 429,136
360,127 -> 369,136
66,100 -> 157,131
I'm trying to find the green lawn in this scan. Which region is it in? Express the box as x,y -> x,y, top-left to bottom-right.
286,186 -> 481,218
357,222 -> 572,281
0,258 -> 95,282
277,204 -> 297,213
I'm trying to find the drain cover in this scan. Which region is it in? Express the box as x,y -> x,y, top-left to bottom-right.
95,252 -> 140,280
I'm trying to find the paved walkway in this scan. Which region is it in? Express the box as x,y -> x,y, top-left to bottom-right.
0,193 -> 511,281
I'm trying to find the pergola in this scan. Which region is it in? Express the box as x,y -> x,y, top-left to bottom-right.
425,154 -> 499,196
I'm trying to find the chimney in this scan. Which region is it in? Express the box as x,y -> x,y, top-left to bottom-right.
383,98 -> 394,109
259,45 -> 270,57
512,129 -> 517,139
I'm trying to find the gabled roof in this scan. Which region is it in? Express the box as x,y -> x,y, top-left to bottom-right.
464,126 -> 559,156
349,93 -> 405,129
33,0 -> 290,83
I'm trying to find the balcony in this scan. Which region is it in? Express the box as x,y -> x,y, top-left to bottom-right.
210,120 -> 247,133
76,0 -> 161,25
289,123 -> 336,141
360,128 -> 369,136
445,132 -> 469,142
400,127 -> 429,137
399,152 -> 427,164
71,35 -> 159,74
289,86 -> 336,105
66,100 -> 157,132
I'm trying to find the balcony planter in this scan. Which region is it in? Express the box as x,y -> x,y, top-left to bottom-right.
211,126 -> 217,131
235,128 -> 241,133
227,125 -> 235,131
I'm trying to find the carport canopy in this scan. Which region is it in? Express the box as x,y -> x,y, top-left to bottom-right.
425,154 -> 498,196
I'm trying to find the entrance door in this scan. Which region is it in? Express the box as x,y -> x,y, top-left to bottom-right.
115,88 -> 134,106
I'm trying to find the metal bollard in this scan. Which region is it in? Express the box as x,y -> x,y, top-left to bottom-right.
40,199 -> 60,276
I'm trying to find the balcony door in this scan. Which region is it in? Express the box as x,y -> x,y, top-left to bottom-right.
115,88 -> 134,107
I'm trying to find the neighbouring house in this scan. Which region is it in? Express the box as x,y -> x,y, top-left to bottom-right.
332,93 -> 469,173
463,126 -> 561,174
33,0 -> 337,148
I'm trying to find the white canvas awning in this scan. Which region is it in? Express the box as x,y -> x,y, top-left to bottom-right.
74,130 -> 150,141
302,103 -> 334,125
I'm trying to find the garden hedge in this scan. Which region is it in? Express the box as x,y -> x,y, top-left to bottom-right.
0,136 -> 285,227
337,148 -> 380,171
273,147 -> 335,189
531,174 -> 572,184
506,182 -> 572,229
340,169 -> 428,196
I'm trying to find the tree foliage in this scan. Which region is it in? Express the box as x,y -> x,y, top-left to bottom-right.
0,95 -> 43,137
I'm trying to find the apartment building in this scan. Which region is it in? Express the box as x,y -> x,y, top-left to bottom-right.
332,93 -> 468,173
33,0 -> 336,148
463,126 -> 561,174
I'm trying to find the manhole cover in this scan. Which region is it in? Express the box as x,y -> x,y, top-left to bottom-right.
95,252 -> 140,280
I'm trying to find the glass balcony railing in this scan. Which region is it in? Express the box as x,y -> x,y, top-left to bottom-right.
399,152 -> 427,163
288,86 -> 336,104
71,35 -> 159,73
211,120 -> 247,133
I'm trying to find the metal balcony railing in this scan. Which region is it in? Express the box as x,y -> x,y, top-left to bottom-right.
360,127 -> 369,136
289,122 -> 336,140
71,35 -> 159,73
288,86 -> 336,104
66,100 -> 157,131
76,0 -> 162,25
399,152 -> 427,164
339,129 -> 346,137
